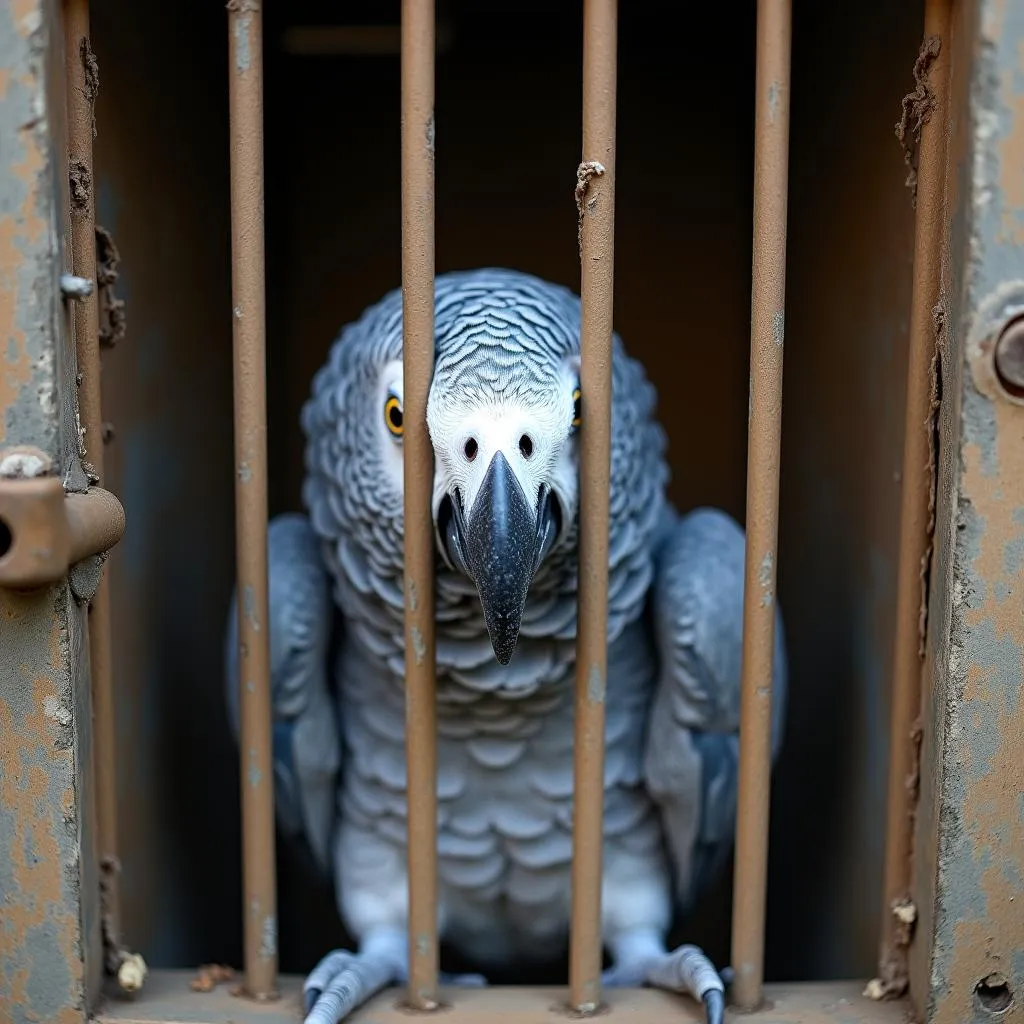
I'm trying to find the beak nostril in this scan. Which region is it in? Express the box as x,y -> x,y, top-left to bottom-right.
519,434 -> 533,459
464,438 -> 478,462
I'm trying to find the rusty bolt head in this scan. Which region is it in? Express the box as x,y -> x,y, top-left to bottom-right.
994,315 -> 1024,397
60,273 -> 94,300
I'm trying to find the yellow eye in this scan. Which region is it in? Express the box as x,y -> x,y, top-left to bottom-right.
572,387 -> 582,429
384,394 -> 404,437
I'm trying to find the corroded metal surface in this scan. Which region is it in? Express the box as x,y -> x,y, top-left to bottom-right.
0,0 -> 101,1020
911,0 -> 1024,1021
227,0 -> 278,1001
400,0 -> 440,1008
63,0 -> 128,979
876,0 -> 951,1000
95,972 -> 909,1024
1,586 -> 87,1024
731,0 -> 790,1009
570,0 -> 616,1011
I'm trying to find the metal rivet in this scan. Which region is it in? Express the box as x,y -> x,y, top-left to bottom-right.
60,273 -> 94,300
993,315 -> 1024,396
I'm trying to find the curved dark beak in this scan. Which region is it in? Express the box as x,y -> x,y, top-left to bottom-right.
442,451 -> 559,665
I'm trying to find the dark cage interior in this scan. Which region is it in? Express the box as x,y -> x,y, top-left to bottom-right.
89,0 -> 923,986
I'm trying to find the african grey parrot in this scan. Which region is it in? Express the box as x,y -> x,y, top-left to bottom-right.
223,267 -> 787,1024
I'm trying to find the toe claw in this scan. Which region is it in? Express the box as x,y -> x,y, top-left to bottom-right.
304,989 -> 320,1016
703,989 -> 725,1024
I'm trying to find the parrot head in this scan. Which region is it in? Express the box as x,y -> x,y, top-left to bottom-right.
427,359 -> 580,666
365,276 -> 582,667
304,270 -> 666,681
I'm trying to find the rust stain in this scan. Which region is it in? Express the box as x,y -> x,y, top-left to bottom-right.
0,54 -> 51,446
0,214 -> 33,440
0,0 -> 94,1018
10,0 -> 38,30
0,594 -> 85,1023
895,35 -> 942,205
11,132 -> 45,240
999,83 -> 1024,243
936,392 -> 1024,1021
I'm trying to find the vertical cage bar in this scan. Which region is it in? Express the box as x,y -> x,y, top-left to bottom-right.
400,0 -> 439,1010
64,0 -> 123,975
878,0 -> 951,992
569,0 -> 617,1013
730,0 -> 791,1010
227,0 -> 277,1000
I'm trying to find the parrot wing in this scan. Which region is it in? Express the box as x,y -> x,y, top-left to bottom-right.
224,511 -> 341,880
643,506 -> 788,915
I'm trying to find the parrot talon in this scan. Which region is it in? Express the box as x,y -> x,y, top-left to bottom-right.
600,963 -> 647,988
703,989 -> 725,1024
643,942 -> 725,1024
303,948 -> 399,1024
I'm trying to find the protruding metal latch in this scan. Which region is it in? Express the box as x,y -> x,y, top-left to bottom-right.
0,445 -> 126,591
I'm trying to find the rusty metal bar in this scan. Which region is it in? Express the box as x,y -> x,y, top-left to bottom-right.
730,0 -> 791,1011
64,0 -> 102,479
63,0 -> 127,978
400,0 -> 439,1010
569,0 -> 617,1013
877,0 -> 951,996
227,0 -> 277,1000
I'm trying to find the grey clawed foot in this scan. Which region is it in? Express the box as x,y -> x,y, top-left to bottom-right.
303,950 -> 488,1024
601,962 -> 648,988
303,950 -> 397,1024
647,944 -> 726,1024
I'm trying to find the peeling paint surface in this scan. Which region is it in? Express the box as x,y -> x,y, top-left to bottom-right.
0,0 -> 59,457
917,0 -> 1024,1021
0,587 -> 87,1024
0,0 -> 99,1019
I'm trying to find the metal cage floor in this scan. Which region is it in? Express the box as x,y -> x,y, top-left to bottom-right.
95,971 -> 910,1024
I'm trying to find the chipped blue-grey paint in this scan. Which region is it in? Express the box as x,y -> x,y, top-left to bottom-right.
233,13 -> 252,74
0,0 -> 102,1020
914,1 -> 1024,1021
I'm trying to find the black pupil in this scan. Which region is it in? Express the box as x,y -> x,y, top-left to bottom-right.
390,403 -> 403,428
574,394 -> 581,422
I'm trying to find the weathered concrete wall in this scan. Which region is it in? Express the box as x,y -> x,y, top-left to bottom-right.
0,0 -> 101,1020
912,0 -> 1024,1020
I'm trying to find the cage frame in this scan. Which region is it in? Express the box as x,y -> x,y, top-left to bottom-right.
1,0 -> 1023,1022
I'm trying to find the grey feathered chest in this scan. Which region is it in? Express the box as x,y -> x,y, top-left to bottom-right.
331,547 -> 666,960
